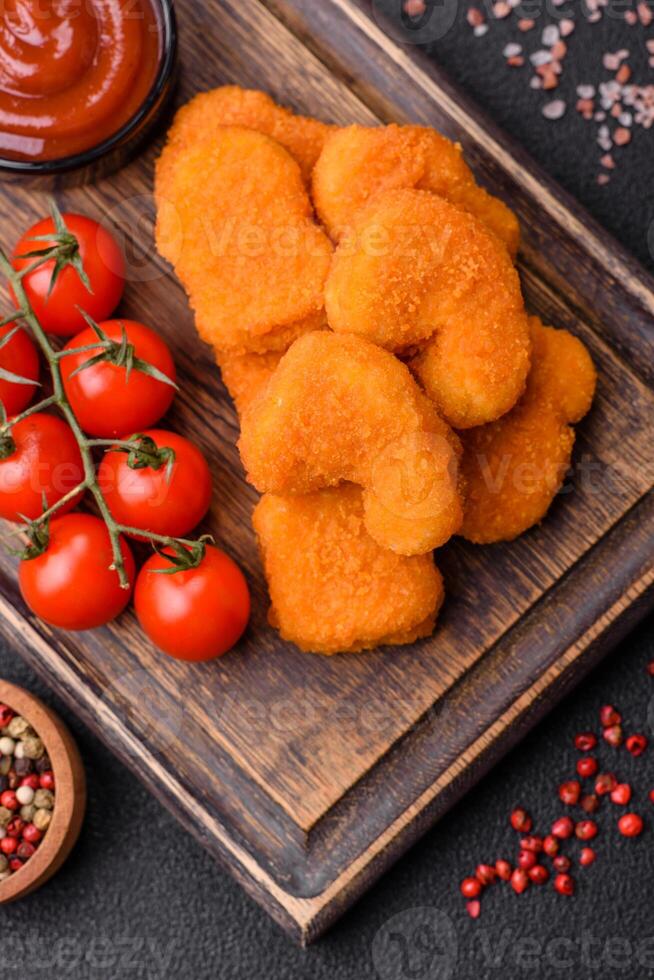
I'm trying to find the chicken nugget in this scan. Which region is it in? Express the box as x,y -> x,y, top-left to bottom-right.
163,86 -> 333,184
460,317 -> 597,543
239,331 -> 463,555
325,189 -> 531,429
253,485 -> 444,654
155,127 -> 332,353
312,124 -> 519,256
215,348 -> 284,418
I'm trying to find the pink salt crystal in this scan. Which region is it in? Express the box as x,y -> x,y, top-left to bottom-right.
403,0 -> 427,14
613,127 -> 632,144
551,41 -> 568,60
624,9 -> 638,23
647,39 -> 654,53
518,18 -> 535,30
542,99 -> 566,119
467,7 -> 485,26
600,153 -> 615,168
603,53 -> 620,70
638,1 -> 653,25
597,174 -> 610,185
507,55 -> 525,66
559,18 -> 575,36
493,1 -> 512,17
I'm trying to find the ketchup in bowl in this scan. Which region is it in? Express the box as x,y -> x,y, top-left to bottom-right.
0,0 -> 164,163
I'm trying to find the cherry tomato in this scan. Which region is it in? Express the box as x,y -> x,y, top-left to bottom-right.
19,514 -> 135,631
61,320 -> 176,438
0,414 -> 85,522
0,323 -> 40,416
12,214 -> 125,337
98,429 -> 212,538
135,546 -> 250,661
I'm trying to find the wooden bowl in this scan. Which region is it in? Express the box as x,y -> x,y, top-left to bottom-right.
0,680 -> 86,903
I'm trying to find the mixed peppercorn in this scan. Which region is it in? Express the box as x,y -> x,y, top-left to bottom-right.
0,703 -> 55,880
460,671 -> 651,918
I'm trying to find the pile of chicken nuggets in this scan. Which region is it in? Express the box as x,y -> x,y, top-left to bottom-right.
154,86 -> 597,656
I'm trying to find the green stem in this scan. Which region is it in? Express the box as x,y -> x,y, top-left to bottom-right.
33,480 -> 89,525
0,394 -> 57,430
55,342 -> 110,360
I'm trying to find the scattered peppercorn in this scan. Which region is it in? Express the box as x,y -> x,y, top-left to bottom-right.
625,734 -> 648,757
581,793 -> 600,814
600,705 -> 622,727
610,783 -> 632,806
510,868 -> 530,894
579,847 -> 596,867
466,899 -> 481,919
574,733 -> 597,752
603,724 -> 623,747
0,702 -> 55,879
475,864 -> 497,885
618,813 -> 644,837
495,859 -> 512,880
510,807 -> 532,832
595,773 -> 617,796
518,848 -> 538,870
542,834 -> 559,857
520,835 -> 543,853
554,873 -> 575,896
575,819 -> 598,841
577,757 -> 599,778
528,864 -> 549,884
551,816 -> 575,839
559,780 -> 581,805
461,876 -> 482,898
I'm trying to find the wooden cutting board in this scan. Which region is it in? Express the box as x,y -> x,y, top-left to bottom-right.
0,0 -> 653,945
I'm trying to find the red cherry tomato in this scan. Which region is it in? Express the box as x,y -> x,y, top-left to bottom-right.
98,429 -> 212,538
0,414 -> 85,522
12,214 -> 125,337
0,323 -> 40,415
61,320 -> 176,438
19,514 -> 135,631
135,546 -> 250,661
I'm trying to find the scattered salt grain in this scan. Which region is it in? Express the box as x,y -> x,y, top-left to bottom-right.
577,85 -> 596,99
530,49 -> 552,66
559,19 -> 575,36
613,127 -> 632,145
466,7 -> 485,27
473,23 -> 489,36
542,24 -> 560,46
518,18 -> 535,31
542,99 -> 566,119
503,42 -> 522,57
493,1 -> 511,18
597,174 -> 610,185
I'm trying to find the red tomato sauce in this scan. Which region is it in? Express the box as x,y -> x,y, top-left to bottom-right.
0,0 -> 162,161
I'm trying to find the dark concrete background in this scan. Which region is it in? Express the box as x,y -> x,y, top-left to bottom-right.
1,3 -> 653,978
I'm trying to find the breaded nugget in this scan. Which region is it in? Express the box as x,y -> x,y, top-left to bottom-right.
215,348 -> 284,418
460,317 -> 597,543
155,128 -> 332,354
215,314 -> 327,417
239,332 -> 463,555
325,190 -> 530,429
253,485 -> 444,654
312,124 -> 519,256
325,189 -> 530,429
164,86 -> 333,183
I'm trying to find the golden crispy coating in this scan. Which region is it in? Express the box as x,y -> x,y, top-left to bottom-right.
215,348 -> 284,418
155,127 -> 332,354
239,331 -> 463,555
312,125 -> 519,257
163,86 -> 333,183
460,317 -> 597,543
325,189 -> 531,429
253,485 -> 444,654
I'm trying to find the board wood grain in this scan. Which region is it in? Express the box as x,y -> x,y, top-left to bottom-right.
0,0 -> 652,943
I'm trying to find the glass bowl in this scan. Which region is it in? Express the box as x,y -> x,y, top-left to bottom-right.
0,0 -> 178,187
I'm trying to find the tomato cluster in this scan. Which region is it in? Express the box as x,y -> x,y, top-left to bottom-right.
1,211 -> 250,661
